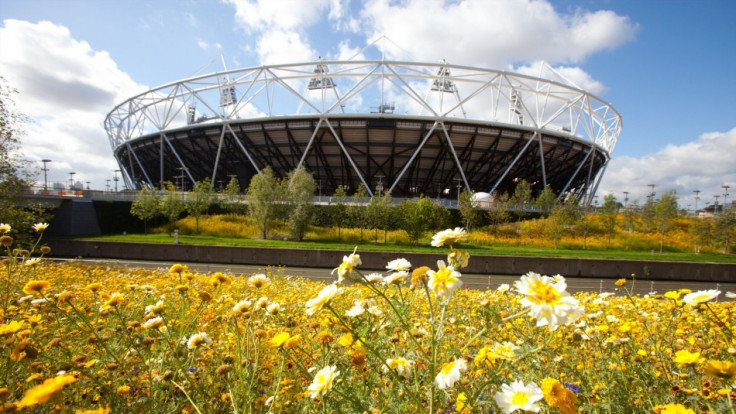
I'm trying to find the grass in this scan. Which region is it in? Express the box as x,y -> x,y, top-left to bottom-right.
81,232 -> 736,263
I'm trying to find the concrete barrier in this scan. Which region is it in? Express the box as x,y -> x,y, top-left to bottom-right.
45,239 -> 736,282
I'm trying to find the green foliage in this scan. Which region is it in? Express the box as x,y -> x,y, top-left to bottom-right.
486,193 -> 510,232
130,186 -> 161,233
246,167 -> 280,239
285,166 -> 317,241
365,191 -> 394,243
220,176 -> 245,215
160,182 -> 186,233
348,184 -> 368,242
714,206 -> 736,253
654,190 -> 679,253
186,178 -> 216,234
458,189 -> 483,231
0,77 -> 50,243
599,193 -> 620,247
534,184 -> 557,214
397,196 -> 449,245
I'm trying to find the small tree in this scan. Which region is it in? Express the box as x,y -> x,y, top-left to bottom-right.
654,190 -> 678,253
688,217 -> 713,254
510,179 -> 532,220
220,176 -> 244,215
458,189 -> 483,231
348,184 -> 368,243
285,166 -> 316,241
599,193 -> 620,248
246,167 -> 279,239
187,178 -> 215,234
130,186 -> 161,233
160,181 -> 186,234
714,206 -> 736,253
398,196 -> 443,245
330,185 -> 348,241
487,193 -> 510,233
366,190 -> 394,243
534,185 -> 557,215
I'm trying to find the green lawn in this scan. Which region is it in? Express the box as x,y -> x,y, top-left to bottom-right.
80,233 -> 736,263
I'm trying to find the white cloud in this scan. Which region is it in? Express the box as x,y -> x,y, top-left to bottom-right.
598,127 -> 736,208
226,0 -> 332,31
359,0 -> 637,67
0,19 -> 146,188
256,29 -> 315,64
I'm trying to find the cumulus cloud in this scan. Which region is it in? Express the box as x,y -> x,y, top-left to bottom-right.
598,127 -> 736,208
359,0 -> 638,67
0,19 -> 146,188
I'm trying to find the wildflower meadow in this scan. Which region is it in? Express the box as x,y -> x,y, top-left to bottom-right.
0,223 -> 735,413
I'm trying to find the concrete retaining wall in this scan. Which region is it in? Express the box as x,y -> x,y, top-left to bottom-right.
46,239 -> 736,282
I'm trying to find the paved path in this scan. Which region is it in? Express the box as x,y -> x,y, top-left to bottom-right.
51,258 -> 736,296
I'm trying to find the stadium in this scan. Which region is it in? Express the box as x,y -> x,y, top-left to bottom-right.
105,59 -> 621,202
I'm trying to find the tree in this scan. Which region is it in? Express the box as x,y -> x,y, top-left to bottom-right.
160,181 -> 186,234
688,217 -> 713,254
285,166 -> 316,241
510,179 -> 532,220
714,206 -> 736,253
398,196 -> 448,245
487,193 -> 510,233
654,190 -> 678,253
130,186 -> 161,233
187,178 -> 215,234
348,183 -> 368,243
246,167 -> 279,239
534,185 -> 557,215
220,176 -> 245,215
0,77 -> 49,244
545,195 -> 581,249
599,193 -> 620,248
366,190 -> 394,243
329,185 -> 349,241
458,189 -> 483,231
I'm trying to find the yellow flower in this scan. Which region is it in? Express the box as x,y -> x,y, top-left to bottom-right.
427,260 -> 463,299
284,334 -> 302,349
447,248 -> 470,269
703,360 -> 736,380
455,392 -> 470,413
85,283 -> 104,292
514,272 -> 583,330
332,248 -> 361,282
0,387 -> 10,402
32,223 -> 49,232
103,292 -> 125,308
652,403 -> 695,414
0,320 -> 25,336
541,377 -> 577,414
210,272 -> 232,286
16,374 -> 77,409
169,263 -> 188,274
382,357 -> 415,378
664,291 -> 681,300
307,365 -> 339,400
673,350 -> 703,366
22,280 -> 50,295
117,385 -> 131,394
269,332 -> 290,348
186,332 -> 212,349
0,223 -> 10,233
614,278 -> 626,286
249,273 -> 270,288
431,227 -> 467,247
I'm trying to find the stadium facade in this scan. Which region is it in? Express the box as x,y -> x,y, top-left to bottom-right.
105,60 -> 621,202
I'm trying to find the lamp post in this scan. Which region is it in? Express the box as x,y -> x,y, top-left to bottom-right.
68,172 -> 76,190
454,178 -> 462,206
106,179 -> 111,192
623,191 -> 629,208
41,159 -> 52,191
647,184 -> 656,201
714,195 -> 721,214
723,185 -> 731,209
693,190 -> 701,214
113,170 -> 120,192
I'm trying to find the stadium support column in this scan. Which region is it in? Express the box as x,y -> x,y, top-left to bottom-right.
489,131 -> 538,195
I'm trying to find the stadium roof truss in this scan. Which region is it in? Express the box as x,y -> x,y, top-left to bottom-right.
105,60 -> 622,202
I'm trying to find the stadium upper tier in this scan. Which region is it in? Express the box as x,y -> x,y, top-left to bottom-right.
105,60 -> 621,200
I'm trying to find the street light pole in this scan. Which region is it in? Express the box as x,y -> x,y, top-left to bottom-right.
113,170 -> 120,192
647,184 -> 656,201
693,190 -> 700,214
41,159 -> 52,191
68,172 -> 76,190
623,191 -> 629,208
714,195 -> 721,214
723,185 -> 731,209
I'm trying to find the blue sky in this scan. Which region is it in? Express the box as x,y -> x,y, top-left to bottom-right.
1,0 -> 735,209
